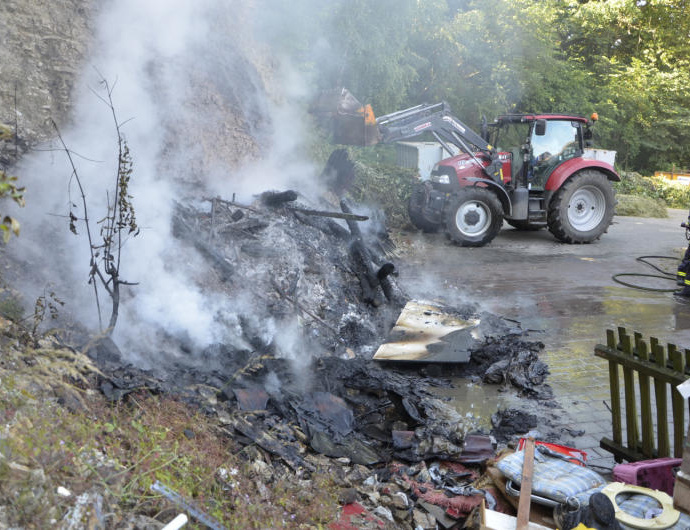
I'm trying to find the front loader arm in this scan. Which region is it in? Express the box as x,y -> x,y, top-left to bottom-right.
376,102 -> 491,155
376,102 -> 503,182
311,89 -> 503,182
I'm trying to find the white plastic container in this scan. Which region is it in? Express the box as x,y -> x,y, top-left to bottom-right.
396,141 -> 457,180
583,148 -> 617,166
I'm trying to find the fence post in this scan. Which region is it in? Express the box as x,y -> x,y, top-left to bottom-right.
607,329 -> 623,446
620,330 -> 640,451
670,343 -> 686,457
653,339 -> 671,457
637,337 -> 654,457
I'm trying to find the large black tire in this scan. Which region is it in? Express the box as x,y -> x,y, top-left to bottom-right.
408,182 -> 442,232
506,219 -> 545,231
547,170 -> 616,244
445,187 -> 503,247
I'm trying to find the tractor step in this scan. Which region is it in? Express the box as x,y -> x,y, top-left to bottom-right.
527,194 -> 547,223
528,209 -> 546,220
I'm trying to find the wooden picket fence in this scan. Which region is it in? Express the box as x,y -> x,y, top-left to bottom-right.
595,327 -> 690,462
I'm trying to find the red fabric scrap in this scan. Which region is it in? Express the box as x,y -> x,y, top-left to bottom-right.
329,502 -> 384,530
407,479 -> 483,518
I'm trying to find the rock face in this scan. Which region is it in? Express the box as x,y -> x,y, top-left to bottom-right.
0,0 -> 96,164
0,1 -> 270,173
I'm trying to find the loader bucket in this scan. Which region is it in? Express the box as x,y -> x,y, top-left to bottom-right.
310,88 -> 380,146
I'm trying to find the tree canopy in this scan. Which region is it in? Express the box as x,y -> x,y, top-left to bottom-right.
267,0 -> 690,173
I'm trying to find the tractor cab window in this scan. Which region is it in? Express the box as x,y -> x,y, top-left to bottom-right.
492,120 -> 531,182
530,120 -> 582,186
492,121 -> 530,152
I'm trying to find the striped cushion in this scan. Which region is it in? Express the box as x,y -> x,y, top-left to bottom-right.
497,450 -> 607,504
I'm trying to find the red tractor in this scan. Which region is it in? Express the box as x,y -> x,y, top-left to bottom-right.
324,90 -> 619,247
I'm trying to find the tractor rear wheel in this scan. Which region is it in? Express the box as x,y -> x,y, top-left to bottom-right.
445,187 -> 503,247
547,170 -> 615,244
408,182 -> 442,232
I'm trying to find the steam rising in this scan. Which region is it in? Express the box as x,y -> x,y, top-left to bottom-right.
12,0 -> 326,366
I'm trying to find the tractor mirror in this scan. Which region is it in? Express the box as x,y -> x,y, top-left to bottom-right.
535,119 -> 547,136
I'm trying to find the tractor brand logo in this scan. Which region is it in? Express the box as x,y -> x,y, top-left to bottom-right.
442,116 -> 465,134
414,122 -> 432,132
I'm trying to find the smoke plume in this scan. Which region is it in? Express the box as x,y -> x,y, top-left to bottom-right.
11,0 -> 331,367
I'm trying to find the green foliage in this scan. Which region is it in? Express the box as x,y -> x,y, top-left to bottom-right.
348,158 -> 419,229
0,169 -> 24,243
0,292 -> 24,322
327,0 -> 420,113
615,172 -> 690,210
283,0 -> 690,175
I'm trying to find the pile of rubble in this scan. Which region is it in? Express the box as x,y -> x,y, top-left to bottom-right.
69,187 -> 573,526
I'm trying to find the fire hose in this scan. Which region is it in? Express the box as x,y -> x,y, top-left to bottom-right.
611,255 -> 679,292
612,210 -> 690,293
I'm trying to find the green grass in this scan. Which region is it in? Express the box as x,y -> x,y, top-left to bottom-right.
0,319 -> 342,528
615,194 -> 668,218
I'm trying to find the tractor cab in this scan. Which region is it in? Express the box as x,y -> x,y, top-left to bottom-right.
490,114 -> 590,190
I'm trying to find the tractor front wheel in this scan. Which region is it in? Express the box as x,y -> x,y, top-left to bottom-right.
445,187 -> 503,247
547,170 -> 615,244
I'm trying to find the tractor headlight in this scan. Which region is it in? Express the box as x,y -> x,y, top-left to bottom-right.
431,174 -> 450,185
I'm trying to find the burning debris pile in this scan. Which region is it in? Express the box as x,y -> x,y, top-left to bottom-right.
166,190 -> 406,358
92,188 -> 555,443
75,188 -> 562,527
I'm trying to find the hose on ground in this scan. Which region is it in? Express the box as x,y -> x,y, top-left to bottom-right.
611,255 -> 679,292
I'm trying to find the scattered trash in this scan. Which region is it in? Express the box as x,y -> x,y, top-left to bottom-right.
491,409 -> 539,442
151,481 -> 226,530
613,457 -> 682,495
162,513 -> 188,530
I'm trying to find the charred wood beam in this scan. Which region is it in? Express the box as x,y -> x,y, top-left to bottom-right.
172,202 -> 234,281
229,415 -> 314,472
350,239 -> 385,306
261,190 -> 298,207
286,206 -> 368,222
340,200 -> 401,306
292,211 -> 351,240
202,196 -> 258,213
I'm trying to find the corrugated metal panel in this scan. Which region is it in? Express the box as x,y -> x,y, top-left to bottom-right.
373,300 -> 479,363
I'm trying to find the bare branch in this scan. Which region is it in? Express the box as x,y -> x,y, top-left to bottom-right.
53,74 -> 140,336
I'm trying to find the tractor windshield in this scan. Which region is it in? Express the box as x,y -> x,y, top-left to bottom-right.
491,120 -> 531,182
492,121 -> 530,152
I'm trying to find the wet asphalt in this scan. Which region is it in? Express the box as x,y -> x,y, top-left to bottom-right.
395,208 -> 690,470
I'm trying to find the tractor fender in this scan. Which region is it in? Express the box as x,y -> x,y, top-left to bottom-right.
545,158 -> 620,191
459,177 -> 512,216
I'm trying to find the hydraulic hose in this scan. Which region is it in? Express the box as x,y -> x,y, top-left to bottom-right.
611,255 -> 679,292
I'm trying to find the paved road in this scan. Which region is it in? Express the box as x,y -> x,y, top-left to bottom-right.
395,209 -> 690,470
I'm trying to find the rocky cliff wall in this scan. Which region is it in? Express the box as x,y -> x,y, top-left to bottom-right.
0,0 -> 96,165
0,1 -> 273,174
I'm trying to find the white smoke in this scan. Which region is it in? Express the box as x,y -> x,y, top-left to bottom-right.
12,0 -> 325,365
